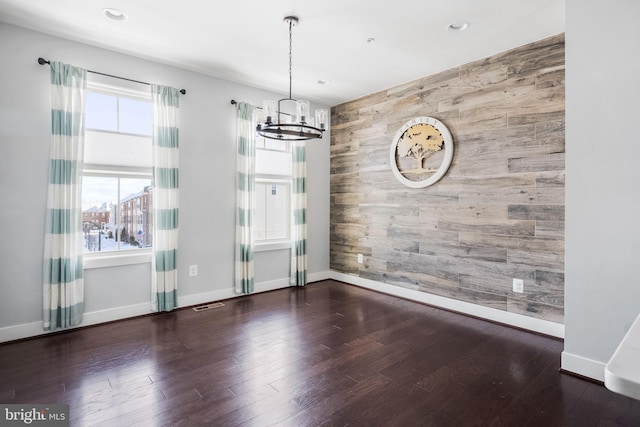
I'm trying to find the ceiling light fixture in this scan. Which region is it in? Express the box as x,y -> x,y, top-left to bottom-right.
256,16 -> 328,141
446,21 -> 469,32
103,8 -> 127,21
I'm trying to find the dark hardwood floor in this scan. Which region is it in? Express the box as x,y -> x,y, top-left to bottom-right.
1,280 -> 639,426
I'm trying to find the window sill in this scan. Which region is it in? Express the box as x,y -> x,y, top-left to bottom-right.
84,250 -> 152,269
254,241 -> 291,252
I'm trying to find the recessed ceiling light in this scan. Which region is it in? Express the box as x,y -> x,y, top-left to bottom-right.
446,21 -> 469,33
366,37 -> 375,44
104,8 -> 127,21
317,80 -> 331,85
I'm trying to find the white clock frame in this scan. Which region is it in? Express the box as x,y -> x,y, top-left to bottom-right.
389,116 -> 454,188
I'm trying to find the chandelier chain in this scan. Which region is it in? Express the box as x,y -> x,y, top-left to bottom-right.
288,19 -> 293,99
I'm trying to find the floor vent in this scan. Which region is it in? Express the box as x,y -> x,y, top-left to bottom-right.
192,302 -> 225,312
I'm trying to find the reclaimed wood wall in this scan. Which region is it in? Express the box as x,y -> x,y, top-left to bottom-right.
330,34 -> 565,323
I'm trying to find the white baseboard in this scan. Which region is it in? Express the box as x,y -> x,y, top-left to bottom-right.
561,351 -> 605,382
1,270 -> 566,346
0,274 -> 329,344
256,277 -> 291,293
308,271 -> 331,283
0,321 -> 48,343
328,271 -> 565,339
0,302 -> 152,343
177,288 -> 237,308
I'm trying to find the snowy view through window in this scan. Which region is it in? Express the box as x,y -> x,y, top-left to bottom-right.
82,176 -> 152,253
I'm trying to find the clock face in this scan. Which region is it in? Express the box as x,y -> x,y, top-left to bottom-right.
389,117 -> 454,188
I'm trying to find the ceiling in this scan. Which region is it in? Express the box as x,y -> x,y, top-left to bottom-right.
0,0 -> 564,106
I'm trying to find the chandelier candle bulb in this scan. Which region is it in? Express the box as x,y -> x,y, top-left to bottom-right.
296,100 -> 310,123
315,109 -> 328,130
263,100 -> 276,124
253,108 -> 264,124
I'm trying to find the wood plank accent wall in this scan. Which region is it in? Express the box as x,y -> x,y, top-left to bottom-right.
330,34 -> 565,323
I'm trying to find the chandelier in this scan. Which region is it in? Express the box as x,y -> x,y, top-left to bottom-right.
256,16 -> 328,141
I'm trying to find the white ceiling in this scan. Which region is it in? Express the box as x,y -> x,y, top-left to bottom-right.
0,0 -> 565,106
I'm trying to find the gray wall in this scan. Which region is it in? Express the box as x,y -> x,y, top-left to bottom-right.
564,0 -> 640,378
0,23 -> 330,334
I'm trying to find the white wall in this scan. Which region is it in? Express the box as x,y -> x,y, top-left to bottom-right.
563,0 -> 640,380
0,23 -> 330,341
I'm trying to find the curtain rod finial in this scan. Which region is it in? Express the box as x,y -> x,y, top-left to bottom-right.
38,57 -> 50,65
180,89 -> 186,95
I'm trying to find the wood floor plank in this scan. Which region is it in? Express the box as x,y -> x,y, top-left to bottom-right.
1,280 -> 639,426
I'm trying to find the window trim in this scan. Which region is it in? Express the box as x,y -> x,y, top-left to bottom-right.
82,78 -> 153,267
253,135 -> 293,251
84,164 -> 152,176
254,241 -> 291,252
254,177 -> 292,247
84,250 -> 152,269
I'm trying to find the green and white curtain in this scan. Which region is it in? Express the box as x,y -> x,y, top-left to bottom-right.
290,141 -> 308,286
43,62 -> 87,331
151,85 -> 180,312
235,102 -> 256,294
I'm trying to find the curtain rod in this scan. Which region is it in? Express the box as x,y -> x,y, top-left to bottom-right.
38,57 -> 186,95
230,99 -> 293,117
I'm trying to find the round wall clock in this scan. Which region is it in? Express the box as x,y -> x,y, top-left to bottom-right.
389,116 -> 454,188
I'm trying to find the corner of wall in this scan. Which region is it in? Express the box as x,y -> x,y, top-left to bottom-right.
561,351 -> 605,382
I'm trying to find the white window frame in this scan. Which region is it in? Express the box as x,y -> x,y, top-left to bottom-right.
254,138 -> 292,252
254,177 -> 291,252
82,78 -> 153,269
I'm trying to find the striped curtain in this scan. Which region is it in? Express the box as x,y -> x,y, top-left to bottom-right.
290,141 -> 308,286
43,62 -> 87,331
235,102 -> 255,294
151,85 -> 180,312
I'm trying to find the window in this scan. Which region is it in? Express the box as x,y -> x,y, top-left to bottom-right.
81,75 -> 153,257
254,135 -> 292,248
255,180 -> 289,241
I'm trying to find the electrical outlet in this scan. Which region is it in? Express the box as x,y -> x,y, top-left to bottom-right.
512,278 -> 524,293
357,254 -> 364,264
189,265 -> 198,277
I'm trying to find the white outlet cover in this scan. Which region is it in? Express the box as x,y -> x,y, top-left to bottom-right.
513,278 -> 524,293
357,254 -> 364,264
189,265 -> 198,276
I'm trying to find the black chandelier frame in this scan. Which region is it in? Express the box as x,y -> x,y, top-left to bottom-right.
256,16 -> 326,141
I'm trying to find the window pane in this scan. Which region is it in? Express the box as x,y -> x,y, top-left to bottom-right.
256,149 -> 292,176
264,139 -> 288,151
82,176 -> 118,253
84,131 -> 152,168
265,183 -> 288,240
81,176 -> 152,253
85,92 -> 118,131
255,182 -> 288,243
120,178 -> 153,250
119,98 -> 152,136
255,183 -> 266,241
